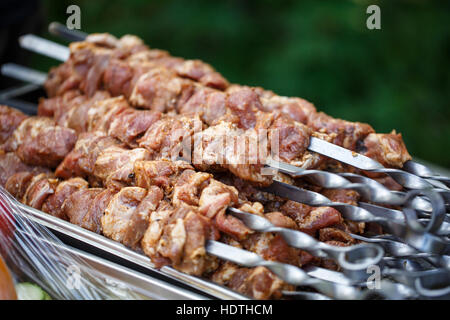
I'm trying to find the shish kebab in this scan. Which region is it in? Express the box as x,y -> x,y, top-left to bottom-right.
4,62 -> 447,233
4,100 -> 444,300
1,87 -> 447,255
0,100 -> 445,299
49,21 -> 450,189
1,105 -> 396,300
17,32 -> 450,193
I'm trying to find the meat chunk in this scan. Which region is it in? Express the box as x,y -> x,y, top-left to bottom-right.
133,160 -> 193,192
93,146 -> 151,189
297,206 -> 343,236
102,186 -> 163,248
5,172 -> 35,199
64,188 -> 104,226
108,108 -> 161,147
198,179 -> 252,240
211,262 -> 292,300
173,59 -> 229,90
129,67 -> 194,112
22,173 -> 58,210
172,169 -> 211,207
0,105 -> 27,144
141,203 -> 218,275
81,189 -> 116,233
178,86 -> 227,126
138,115 -> 201,161
87,96 -> 129,133
363,132 -> 412,168
5,117 -> 77,168
307,112 -> 375,151
42,178 -> 89,220
0,152 -> 43,186
55,131 -> 121,179
268,115 -> 311,163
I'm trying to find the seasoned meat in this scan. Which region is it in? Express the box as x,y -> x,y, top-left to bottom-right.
102,186 -> 163,248
5,117 -> 77,168
0,152 -> 49,187
22,173 -> 58,210
142,203 -> 218,275
297,206 -> 343,236
5,172 -> 35,199
172,169 -> 211,207
93,146 -> 151,189
138,115 -> 201,161
363,132 -> 412,168
0,105 -> 27,145
211,262 -> 292,300
42,177 -> 89,220
64,188 -> 104,226
108,108 -> 161,147
307,112 -> 375,151
87,96 -> 129,133
55,131 -> 121,179
133,159 -> 193,192
81,189 -> 116,233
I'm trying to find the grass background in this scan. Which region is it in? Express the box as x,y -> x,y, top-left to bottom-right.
30,0 -> 450,168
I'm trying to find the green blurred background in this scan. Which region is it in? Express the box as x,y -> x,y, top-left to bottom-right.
27,0 -> 450,168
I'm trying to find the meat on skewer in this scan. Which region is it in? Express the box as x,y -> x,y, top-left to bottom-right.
43,33 -> 411,170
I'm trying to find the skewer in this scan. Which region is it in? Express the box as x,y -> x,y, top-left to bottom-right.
17,33 -> 450,193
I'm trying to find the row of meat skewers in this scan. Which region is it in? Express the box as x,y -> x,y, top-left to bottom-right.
0,31 -> 447,299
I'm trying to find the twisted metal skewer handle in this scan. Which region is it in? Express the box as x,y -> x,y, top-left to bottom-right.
206,240 -> 417,300
403,161 -> 450,188
227,207 -> 384,278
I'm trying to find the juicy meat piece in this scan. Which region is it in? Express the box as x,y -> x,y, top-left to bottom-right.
0,152 -> 42,186
198,179 -> 252,240
65,91 -> 111,133
225,88 -> 260,130
81,189 -> 116,233
5,172 -> 35,199
108,108 -> 161,147
42,178 -> 89,220
0,105 -> 27,144
103,59 -> 135,97
138,115 -> 201,161
133,160 -> 193,192
55,132 -> 121,179
178,87 -> 227,126
22,174 -> 58,210
172,169 -> 211,207
259,94 -> 317,124
211,262 -> 292,300
321,189 -> 360,206
142,204 -> 218,275
93,146 -> 151,189
102,186 -> 163,248
319,228 -> 355,244
363,132 -> 412,168
265,211 -> 297,229
297,206 -> 343,236
64,188 -> 103,226
38,90 -> 85,125
129,67 -> 194,112
87,96 -> 129,133
280,200 -> 312,226
173,59 -> 229,90
307,112 -> 375,150
192,121 -> 272,186
268,115 -> 311,163
6,117 -> 77,168
45,63 -> 82,97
